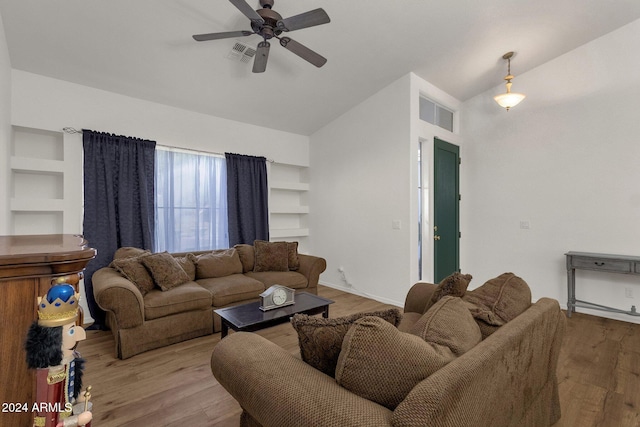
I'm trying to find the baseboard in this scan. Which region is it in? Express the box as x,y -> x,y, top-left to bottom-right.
319,280 -> 403,308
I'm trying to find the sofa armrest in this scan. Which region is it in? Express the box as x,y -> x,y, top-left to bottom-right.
403,282 -> 437,314
211,332 -> 392,427
392,298 -> 565,427
297,253 -> 327,291
92,267 -> 145,329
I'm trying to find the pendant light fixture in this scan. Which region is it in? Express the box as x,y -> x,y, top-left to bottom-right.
494,51 -> 525,111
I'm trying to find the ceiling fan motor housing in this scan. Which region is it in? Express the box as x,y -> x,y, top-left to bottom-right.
253,7 -> 283,39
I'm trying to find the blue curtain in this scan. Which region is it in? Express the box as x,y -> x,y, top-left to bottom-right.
155,148 -> 229,252
83,130 -> 156,327
225,153 -> 269,246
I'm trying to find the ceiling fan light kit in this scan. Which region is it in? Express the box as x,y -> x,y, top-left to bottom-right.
494,51 -> 526,111
193,0 -> 330,73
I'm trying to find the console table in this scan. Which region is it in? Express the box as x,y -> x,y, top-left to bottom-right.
565,251 -> 640,318
0,234 -> 96,427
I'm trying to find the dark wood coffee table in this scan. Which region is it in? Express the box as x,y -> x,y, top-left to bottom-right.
215,291 -> 334,338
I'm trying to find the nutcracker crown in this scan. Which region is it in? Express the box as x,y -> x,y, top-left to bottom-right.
37,283 -> 80,327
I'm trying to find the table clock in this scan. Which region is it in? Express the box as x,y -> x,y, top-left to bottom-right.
259,285 -> 295,311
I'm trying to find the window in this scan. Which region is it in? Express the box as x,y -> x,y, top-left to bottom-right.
419,97 -> 454,132
154,147 -> 228,252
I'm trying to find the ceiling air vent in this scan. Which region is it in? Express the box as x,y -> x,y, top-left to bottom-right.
226,41 -> 256,64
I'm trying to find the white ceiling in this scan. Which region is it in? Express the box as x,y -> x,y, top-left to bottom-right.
2,0 -> 640,135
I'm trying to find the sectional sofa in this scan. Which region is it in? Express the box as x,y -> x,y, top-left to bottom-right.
92,242 -> 327,359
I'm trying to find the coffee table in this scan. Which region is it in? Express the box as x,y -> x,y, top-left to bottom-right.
214,291 -> 334,338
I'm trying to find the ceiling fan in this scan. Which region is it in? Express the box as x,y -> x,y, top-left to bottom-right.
193,0 -> 330,73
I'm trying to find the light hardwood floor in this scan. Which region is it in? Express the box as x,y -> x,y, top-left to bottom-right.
80,286 -> 640,427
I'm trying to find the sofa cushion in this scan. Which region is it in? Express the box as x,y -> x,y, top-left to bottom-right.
253,240 -> 289,272
291,308 -> 402,377
409,296 -> 481,357
422,272 -> 473,313
335,316 -> 453,410
174,253 -> 196,281
397,312 -> 423,333
113,247 -> 149,260
234,244 -> 255,273
141,251 -> 191,291
144,281 -> 212,320
110,253 -> 155,296
196,249 -> 243,279
462,272 -> 532,334
245,271 -> 307,289
197,274 -> 265,307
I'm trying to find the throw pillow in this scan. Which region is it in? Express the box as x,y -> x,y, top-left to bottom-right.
174,253 -> 197,281
195,249 -> 243,279
335,316 -> 452,410
409,296 -> 481,357
291,308 -> 402,377
113,247 -> 149,260
422,272 -> 473,313
285,241 -> 300,271
110,253 -> 155,296
141,252 -> 191,291
234,244 -> 255,273
253,240 -> 289,272
462,272 -> 532,329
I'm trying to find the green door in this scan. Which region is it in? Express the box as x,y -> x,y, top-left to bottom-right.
433,138 -> 460,282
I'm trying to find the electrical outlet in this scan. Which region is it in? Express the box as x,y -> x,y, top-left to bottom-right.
625,287 -> 634,299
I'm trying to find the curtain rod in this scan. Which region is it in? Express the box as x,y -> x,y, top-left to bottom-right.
63,127 -> 275,163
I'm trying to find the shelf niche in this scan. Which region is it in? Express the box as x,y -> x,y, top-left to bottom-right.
9,126 -> 81,236
269,163 -> 310,246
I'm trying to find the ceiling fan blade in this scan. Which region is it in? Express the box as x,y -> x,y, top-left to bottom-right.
277,8 -> 330,32
253,41 -> 270,73
279,37 -> 327,68
193,30 -> 253,42
229,0 -> 264,24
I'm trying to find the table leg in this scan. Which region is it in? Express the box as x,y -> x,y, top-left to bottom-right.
566,267 -> 575,318
221,321 -> 229,338
322,305 -> 329,318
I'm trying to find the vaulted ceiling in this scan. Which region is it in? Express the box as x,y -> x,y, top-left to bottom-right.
2,0 -> 640,135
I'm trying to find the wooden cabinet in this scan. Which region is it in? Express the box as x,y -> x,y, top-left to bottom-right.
0,234 -> 95,427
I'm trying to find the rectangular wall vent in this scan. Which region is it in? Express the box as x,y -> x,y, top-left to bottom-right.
227,41 -> 256,63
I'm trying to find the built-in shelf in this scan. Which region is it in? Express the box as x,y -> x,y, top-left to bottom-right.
269,163 -> 310,250
11,198 -> 65,212
270,181 -> 310,191
11,157 -> 66,174
270,206 -> 309,214
9,126 -> 82,235
270,228 -> 310,238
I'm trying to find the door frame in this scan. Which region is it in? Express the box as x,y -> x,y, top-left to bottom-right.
419,136 -> 461,283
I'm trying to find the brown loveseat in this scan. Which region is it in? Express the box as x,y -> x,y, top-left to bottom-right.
92,242 -> 326,359
211,273 -> 566,427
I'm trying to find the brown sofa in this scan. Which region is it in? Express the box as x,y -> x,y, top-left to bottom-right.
92,243 -> 326,359
211,274 -> 566,427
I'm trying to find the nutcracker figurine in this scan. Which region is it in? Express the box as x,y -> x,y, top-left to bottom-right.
25,283 -> 93,427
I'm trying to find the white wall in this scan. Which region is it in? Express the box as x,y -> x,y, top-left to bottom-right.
310,74 -> 413,306
0,13 -> 11,235
11,70 -> 309,166
6,70 -> 309,237
310,72 -> 463,307
460,19 -> 640,323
